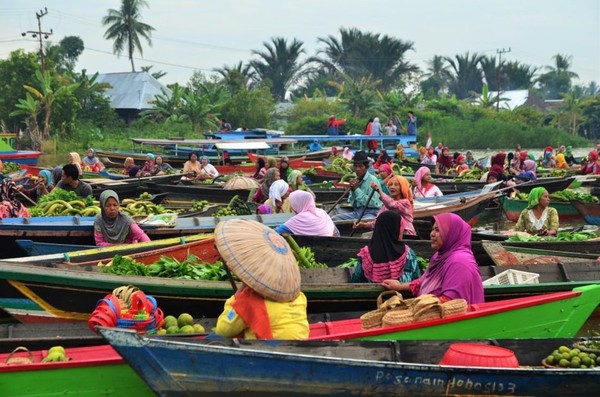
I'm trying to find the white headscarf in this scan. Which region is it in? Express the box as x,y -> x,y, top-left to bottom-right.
269,179 -> 289,203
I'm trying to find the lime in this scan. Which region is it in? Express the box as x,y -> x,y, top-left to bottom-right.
180,325 -> 194,334
559,359 -> 570,367
177,313 -> 194,328
562,352 -> 571,360
546,355 -> 555,365
589,353 -> 597,360
166,325 -> 179,334
582,357 -> 592,366
558,346 -> 570,354
164,315 -> 178,328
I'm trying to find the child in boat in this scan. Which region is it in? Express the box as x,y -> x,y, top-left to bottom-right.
351,211 -> 420,284
94,190 -> 150,246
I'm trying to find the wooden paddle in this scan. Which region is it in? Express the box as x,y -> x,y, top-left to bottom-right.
349,187 -> 377,237
17,190 -> 37,206
326,186 -> 351,215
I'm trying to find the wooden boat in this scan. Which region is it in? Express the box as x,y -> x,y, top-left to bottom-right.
150,182 -> 256,204
571,200 -> 600,225
0,344 -> 153,396
15,239 -> 93,256
0,322 -> 104,352
0,133 -> 42,165
499,196 -> 582,222
85,173 -> 180,199
101,327 -> 600,397
1,233 -> 599,323
309,285 -> 600,341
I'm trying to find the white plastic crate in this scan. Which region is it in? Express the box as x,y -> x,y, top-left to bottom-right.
482,269 -> 540,286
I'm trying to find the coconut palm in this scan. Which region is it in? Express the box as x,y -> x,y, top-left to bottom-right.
102,0 -> 155,72
537,54 -> 579,99
420,55 -> 451,96
250,37 -> 308,101
503,61 -> 537,91
314,28 -> 418,91
214,62 -> 256,93
444,52 -> 485,99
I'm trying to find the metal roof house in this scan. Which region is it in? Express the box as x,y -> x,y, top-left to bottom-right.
96,71 -> 172,125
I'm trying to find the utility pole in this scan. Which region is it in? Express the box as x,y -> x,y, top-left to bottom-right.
495,47 -> 511,112
21,7 -> 53,73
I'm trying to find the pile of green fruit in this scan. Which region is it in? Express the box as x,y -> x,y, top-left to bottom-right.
324,157 -> 354,175
391,163 -> 413,175
121,199 -> 174,216
545,345 -> 598,368
550,190 -> 599,203
191,200 -> 209,211
30,189 -> 99,217
3,161 -> 21,174
42,346 -> 69,363
454,168 -> 483,181
155,313 -> 206,335
212,195 -> 252,217
507,230 -> 598,242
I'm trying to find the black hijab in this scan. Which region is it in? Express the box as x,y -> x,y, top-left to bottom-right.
368,211 -> 406,263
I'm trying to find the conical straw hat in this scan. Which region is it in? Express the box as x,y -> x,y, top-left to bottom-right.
215,219 -> 301,302
223,176 -> 260,190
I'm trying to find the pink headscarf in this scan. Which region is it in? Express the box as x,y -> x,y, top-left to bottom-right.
523,159 -> 536,175
417,213 -> 484,304
378,163 -> 392,176
413,166 -> 430,194
342,147 -> 354,161
281,191 -> 337,236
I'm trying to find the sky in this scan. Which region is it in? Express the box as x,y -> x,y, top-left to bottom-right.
1,0 -> 599,88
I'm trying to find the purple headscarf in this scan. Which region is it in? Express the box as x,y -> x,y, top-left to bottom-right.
523,159 -> 536,175
417,213 -> 484,304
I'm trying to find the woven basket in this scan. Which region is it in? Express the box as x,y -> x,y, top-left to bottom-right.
360,308 -> 387,329
360,291 -> 404,329
377,291 -> 403,310
412,294 -> 440,313
5,346 -> 33,365
382,309 -> 414,327
413,303 -> 443,322
441,299 -> 468,318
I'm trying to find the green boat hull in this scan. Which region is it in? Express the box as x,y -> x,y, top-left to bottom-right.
0,362 -> 153,396
500,196 -> 580,222
356,285 -> 600,341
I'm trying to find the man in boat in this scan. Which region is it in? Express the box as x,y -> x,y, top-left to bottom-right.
326,115 -> 346,136
331,151 -> 382,221
55,164 -> 93,198
218,119 -> 232,132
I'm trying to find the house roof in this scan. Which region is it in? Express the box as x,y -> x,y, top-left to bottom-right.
95,71 -> 172,110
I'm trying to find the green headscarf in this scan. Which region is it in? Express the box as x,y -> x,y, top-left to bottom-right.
527,187 -> 547,209
287,169 -> 303,190
566,145 -> 572,156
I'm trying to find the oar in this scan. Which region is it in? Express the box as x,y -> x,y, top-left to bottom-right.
17,190 -> 37,206
349,187 -> 377,237
326,186 -> 351,215
222,261 -> 238,292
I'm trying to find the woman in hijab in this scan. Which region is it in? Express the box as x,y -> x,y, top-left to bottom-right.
435,147 -> 454,175
123,157 -> 141,177
454,154 -> 469,174
542,146 -> 555,168
0,179 -> 30,219
253,157 -> 267,181
94,190 -> 150,246
265,179 -> 292,214
287,169 -> 314,197
351,211 -> 420,284
518,159 -> 537,181
355,175 -> 416,236
52,166 -> 63,186
394,144 -> 406,162
82,149 -> 104,172
581,151 -> 600,175
375,163 -> 393,195
421,146 -> 437,166
278,157 -> 292,182
198,155 -> 219,180
342,147 -> 354,161
412,167 -> 443,199
69,152 -> 83,177
554,151 -> 569,169
274,190 -> 338,236
382,213 -> 484,305
564,146 -> 578,166
139,153 -> 155,176
515,187 -> 558,236
23,169 -> 54,201
253,167 -> 280,203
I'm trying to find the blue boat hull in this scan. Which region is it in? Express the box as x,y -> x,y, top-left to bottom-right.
15,239 -> 95,256
100,328 -> 600,397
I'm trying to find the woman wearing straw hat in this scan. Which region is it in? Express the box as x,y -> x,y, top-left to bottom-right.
265,179 -> 292,214
214,219 -> 309,339
351,211 -> 420,284
382,213 -> 484,305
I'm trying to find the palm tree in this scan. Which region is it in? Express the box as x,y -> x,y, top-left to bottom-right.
479,56 -> 500,92
537,54 -> 579,99
420,55 -> 451,96
503,61 -> 537,90
102,0 -> 155,72
314,28 -> 418,91
250,37 -> 308,101
214,62 -> 256,93
329,73 -> 383,118
444,52 -> 484,99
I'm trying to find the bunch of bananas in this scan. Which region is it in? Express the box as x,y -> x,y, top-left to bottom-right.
121,199 -> 174,216
295,246 -> 327,269
325,157 -> 354,175
391,163 -> 412,175
454,168 -> 483,181
30,199 -> 101,217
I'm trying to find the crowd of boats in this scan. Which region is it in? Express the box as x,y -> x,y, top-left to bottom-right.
0,133 -> 599,396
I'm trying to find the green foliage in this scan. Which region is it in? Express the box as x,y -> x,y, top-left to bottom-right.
0,50 -> 39,130
220,86 -> 275,130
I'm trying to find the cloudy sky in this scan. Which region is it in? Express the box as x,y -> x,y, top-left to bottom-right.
1,0 -> 598,87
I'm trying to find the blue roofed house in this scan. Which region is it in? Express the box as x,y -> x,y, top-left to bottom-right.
95,71 -> 172,125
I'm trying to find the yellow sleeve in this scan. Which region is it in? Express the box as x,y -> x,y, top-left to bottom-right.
215,296 -> 247,338
547,207 -> 559,231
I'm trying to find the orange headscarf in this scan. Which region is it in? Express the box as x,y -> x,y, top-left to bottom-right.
387,175 -> 413,206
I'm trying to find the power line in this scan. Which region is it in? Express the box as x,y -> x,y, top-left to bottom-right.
20,7 -> 53,73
